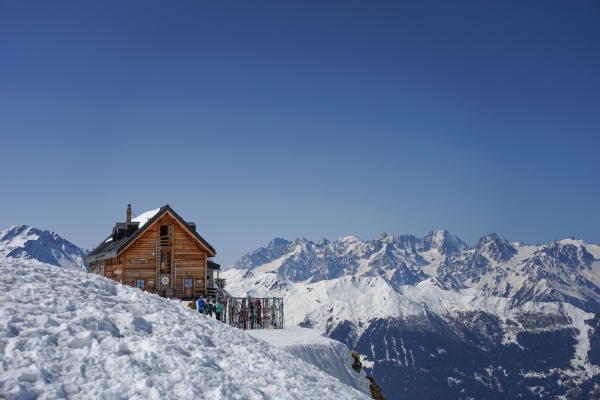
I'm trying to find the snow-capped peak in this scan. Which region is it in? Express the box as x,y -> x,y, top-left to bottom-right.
269,237 -> 291,248
337,235 -> 361,244
424,230 -> 469,255
317,237 -> 330,247
229,231 -> 600,313
0,225 -> 88,271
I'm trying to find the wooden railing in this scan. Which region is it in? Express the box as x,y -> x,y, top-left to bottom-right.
215,278 -> 227,288
160,237 -> 171,247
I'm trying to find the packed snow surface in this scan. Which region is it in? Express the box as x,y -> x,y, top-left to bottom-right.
248,328 -> 371,395
0,260 -> 369,399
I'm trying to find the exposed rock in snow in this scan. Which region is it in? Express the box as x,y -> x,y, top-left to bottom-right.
224,269 -> 597,351
0,225 -> 88,271
423,230 -> 469,255
0,260 -> 369,400
248,327 -> 371,396
438,238 -> 600,311
224,267 -> 600,399
227,232 -> 600,312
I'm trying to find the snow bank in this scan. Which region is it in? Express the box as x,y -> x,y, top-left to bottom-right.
0,260 -> 369,399
248,327 -> 371,396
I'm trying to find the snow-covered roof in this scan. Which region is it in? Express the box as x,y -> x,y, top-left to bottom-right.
131,208 -> 160,228
85,205 -> 216,263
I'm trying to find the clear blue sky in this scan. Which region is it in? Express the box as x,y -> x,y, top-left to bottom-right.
1,1 -> 599,267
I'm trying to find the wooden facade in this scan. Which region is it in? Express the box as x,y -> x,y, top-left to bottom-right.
86,205 -> 219,299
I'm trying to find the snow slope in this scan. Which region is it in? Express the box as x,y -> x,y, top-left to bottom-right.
0,225 -> 88,271
248,327 -> 371,396
224,268 -> 600,398
0,260 -> 369,400
224,269 -> 597,358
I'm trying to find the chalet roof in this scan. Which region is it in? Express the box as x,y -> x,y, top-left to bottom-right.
207,260 -> 221,270
84,205 -> 216,263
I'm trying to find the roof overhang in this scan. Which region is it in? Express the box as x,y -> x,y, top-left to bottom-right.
85,250 -> 118,263
207,260 -> 221,270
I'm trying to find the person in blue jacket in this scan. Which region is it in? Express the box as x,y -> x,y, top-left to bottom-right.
197,297 -> 205,313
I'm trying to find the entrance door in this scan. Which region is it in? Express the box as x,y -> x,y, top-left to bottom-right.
184,277 -> 194,298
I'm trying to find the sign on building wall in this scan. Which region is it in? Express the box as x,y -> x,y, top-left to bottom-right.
131,259 -> 147,263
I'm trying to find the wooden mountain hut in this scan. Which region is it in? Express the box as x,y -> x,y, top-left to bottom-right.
85,204 -> 221,299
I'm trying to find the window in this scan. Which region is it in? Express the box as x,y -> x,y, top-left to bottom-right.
184,278 -> 193,288
160,225 -> 172,238
136,279 -> 145,289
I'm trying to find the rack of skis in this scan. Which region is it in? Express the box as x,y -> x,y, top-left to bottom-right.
225,297 -> 284,330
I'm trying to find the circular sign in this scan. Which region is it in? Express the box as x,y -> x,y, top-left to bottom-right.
161,277 -> 169,285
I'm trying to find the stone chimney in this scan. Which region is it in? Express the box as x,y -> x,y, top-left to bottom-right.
126,204 -> 132,222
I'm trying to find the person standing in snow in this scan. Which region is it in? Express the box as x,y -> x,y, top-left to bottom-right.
214,299 -> 224,322
203,299 -> 214,318
197,297 -> 205,314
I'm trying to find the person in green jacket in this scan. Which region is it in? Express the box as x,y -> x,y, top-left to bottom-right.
203,299 -> 214,317
214,299 -> 224,322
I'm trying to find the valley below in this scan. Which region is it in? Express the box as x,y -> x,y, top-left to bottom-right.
223,231 -> 600,399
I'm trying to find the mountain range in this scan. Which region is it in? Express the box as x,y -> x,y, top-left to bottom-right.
0,225 -> 89,271
228,231 -> 600,312
223,231 -> 600,399
4,224 -> 600,398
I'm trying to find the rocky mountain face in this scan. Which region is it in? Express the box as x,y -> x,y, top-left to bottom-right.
233,231 -> 468,288
438,235 -> 600,312
0,225 -> 89,271
347,311 -> 600,399
230,231 -> 600,312
224,231 -> 600,399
